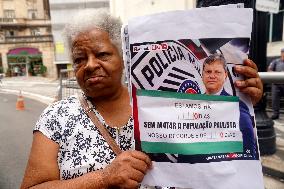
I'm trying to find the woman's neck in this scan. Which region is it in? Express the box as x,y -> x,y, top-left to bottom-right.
91,85 -> 128,105
90,86 -> 132,127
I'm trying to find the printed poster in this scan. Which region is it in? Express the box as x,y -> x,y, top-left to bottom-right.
122,6 -> 264,189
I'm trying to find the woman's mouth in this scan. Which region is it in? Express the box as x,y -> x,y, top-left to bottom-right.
86,76 -> 105,83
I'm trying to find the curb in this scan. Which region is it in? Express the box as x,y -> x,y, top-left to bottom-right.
261,119 -> 284,181
262,165 -> 284,180
0,89 -> 54,105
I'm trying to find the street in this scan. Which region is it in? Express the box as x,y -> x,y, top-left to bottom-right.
0,92 -> 47,188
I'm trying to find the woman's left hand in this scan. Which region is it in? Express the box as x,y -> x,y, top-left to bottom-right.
234,59 -> 263,106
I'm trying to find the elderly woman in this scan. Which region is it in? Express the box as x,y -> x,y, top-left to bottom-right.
21,10 -> 263,189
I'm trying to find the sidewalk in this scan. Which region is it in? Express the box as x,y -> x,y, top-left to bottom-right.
0,76 -> 59,104
1,75 -> 57,81
261,113 -> 284,181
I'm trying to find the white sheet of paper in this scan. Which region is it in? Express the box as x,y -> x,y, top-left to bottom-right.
123,5 -> 263,189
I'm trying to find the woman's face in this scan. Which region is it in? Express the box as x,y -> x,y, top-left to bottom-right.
72,28 -> 123,98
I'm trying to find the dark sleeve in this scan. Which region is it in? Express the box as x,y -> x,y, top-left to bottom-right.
268,59 -> 276,71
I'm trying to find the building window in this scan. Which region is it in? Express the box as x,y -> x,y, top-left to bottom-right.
26,0 -> 37,5
46,27 -> 51,34
0,54 -> 2,69
31,28 -> 40,36
4,10 -> 15,18
28,9 -> 37,19
268,0 -> 284,42
0,32 -> 4,42
26,0 -> 37,10
5,30 -> 15,37
272,13 -> 283,42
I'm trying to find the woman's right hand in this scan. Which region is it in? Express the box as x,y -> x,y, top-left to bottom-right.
103,150 -> 152,189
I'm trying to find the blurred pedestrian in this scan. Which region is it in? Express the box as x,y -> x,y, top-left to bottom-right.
268,48 -> 284,120
0,73 -> 3,83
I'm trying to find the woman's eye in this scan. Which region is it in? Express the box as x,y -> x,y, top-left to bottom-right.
97,52 -> 110,60
73,57 -> 85,64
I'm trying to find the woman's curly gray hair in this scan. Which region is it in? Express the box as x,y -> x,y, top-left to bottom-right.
63,9 -> 122,54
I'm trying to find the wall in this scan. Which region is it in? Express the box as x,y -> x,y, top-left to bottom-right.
49,0 -> 110,65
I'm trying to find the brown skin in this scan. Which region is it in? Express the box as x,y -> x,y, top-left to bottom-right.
234,59 -> 263,105
21,28 -> 152,189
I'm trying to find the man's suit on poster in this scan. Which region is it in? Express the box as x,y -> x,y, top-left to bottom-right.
220,89 -> 256,157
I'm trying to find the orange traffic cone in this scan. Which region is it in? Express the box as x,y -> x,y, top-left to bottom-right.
16,90 -> 25,111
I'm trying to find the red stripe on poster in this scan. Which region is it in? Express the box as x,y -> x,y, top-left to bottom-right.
132,85 -> 141,151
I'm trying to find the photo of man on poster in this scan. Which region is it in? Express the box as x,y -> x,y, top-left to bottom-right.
202,53 -> 257,157
202,53 -> 229,96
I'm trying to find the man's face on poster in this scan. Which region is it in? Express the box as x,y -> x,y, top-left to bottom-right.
202,60 -> 227,95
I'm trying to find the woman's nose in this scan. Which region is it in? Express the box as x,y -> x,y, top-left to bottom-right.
85,54 -> 100,70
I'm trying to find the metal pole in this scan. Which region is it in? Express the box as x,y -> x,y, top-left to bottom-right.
26,55 -> 29,77
269,13 -> 273,42
259,72 -> 284,83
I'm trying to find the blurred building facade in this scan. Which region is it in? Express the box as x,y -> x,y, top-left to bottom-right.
110,0 -> 283,65
49,0 -> 109,77
110,0 -> 196,24
267,0 -> 284,61
0,0 -> 56,78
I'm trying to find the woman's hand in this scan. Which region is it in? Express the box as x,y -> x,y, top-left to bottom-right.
103,150 -> 152,189
234,59 -> 263,105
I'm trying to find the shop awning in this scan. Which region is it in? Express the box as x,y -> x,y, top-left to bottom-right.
8,47 -> 42,55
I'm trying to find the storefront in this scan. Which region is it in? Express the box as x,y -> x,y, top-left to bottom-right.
7,47 -> 43,76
